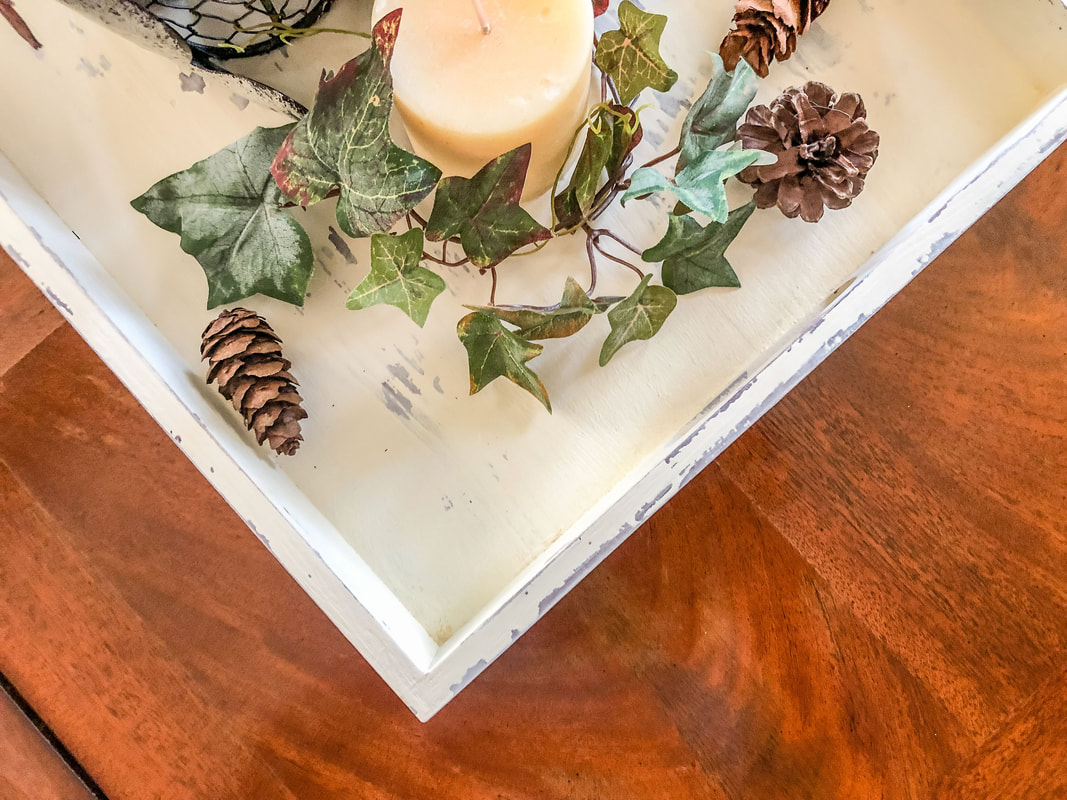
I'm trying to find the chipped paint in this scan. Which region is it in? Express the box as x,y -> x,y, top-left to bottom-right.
381,382 -> 412,420
328,226 -> 357,264
43,287 -> 73,316
1,243 -> 28,269
394,345 -> 425,376
537,522 -> 634,616
449,659 -> 488,695
635,484 -> 673,522
179,71 -> 205,94
76,57 -> 101,77
387,363 -> 421,395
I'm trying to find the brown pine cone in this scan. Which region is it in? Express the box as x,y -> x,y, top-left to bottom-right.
201,308 -> 307,456
736,82 -> 880,223
720,0 -> 832,78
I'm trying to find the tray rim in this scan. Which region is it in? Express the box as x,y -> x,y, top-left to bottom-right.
2,71 -> 1064,718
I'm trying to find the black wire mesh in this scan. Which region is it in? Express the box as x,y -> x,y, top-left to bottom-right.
138,0 -> 333,60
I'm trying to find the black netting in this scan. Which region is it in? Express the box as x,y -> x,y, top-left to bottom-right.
139,0 -> 333,60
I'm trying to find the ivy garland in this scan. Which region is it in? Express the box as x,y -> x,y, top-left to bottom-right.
132,1 -> 837,415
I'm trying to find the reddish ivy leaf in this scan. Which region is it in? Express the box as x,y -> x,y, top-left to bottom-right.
425,144 -> 552,268
271,10 -> 441,238
592,0 -> 609,16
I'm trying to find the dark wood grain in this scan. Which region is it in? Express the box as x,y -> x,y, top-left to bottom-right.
0,145 -> 1064,799
0,687 -> 93,800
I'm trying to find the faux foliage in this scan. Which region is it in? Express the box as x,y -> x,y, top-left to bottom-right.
644,202 -> 755,294
271,11 -> 441,238
131,124 -> 313,309
346,229 -> 445,327
425,145 -> 552,268
594,1 -> 678,105
132,2 -> 798,416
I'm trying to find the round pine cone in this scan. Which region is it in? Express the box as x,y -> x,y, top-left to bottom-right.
201,308 -> 307,456
720,0 -> 832,78
737,82 -> 880,223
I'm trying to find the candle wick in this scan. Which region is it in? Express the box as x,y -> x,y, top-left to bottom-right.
472,0 -> 492,35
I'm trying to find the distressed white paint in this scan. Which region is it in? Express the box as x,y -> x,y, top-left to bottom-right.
0,0 -> 1064,720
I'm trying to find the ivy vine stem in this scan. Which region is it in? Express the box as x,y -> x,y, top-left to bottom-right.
636,145 -> 680,172
407,211 -> 467,266
590,227 -> 642,256
585,233 -> 600,295
585,224 -> 645,279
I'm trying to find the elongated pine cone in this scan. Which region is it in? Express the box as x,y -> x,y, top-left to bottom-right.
720,0 -> 831,78
737,82 -> 880,223
201,308 -> 307,456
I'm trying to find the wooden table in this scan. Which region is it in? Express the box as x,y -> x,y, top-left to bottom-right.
1,145 -> 1064,800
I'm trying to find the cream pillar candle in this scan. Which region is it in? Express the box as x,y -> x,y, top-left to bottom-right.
371,0 -> 594,198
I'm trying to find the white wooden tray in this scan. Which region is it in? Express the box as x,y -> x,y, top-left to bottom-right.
2,0 -> 1065,720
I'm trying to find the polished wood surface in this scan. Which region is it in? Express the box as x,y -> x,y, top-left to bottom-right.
0,690 -> 93,800
0,145 -> 1064,799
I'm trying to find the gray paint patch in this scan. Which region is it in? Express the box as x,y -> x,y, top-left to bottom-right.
3,245 -> 29,269
394,345 -> 425,376
98,55 -> 111,72
179,72 -> 206,94
432,376 -> 444,394
635,484 -> 673,522
77,57 -> 100,78
381,382 -> 412,420
328,227 -> 357,264
919,231 -> 959,267
230,93 -> 250,110
537,523 -> 635,616
387,364 -> 421,395
449,658 -> 489,695
44,288 -> 73,316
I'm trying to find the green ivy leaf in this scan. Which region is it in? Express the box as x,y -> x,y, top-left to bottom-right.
594,1 -> 678,105
678,54 -> 758,172
346,229 -> 444,327
622,148 -> 761,223
466,276 -> 617,341
643,201 -> 754,294
458,312 -> 551,412
599,275 -> 678,366
426,144 -> 552,268
554,105 -> 643,229
270,11 -> 441,238
131,124 -> 313,309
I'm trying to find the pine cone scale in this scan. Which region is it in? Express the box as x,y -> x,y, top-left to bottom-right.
201,308 -> 306,456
